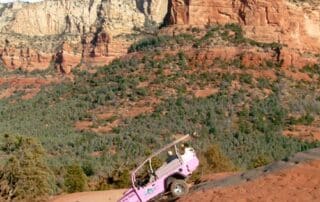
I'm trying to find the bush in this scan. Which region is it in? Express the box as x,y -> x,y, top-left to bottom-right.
249,95 -> 287,133
0,134 -> 56,201
224,23 -> 245,44
239,74 -> 253,84
203,144 -> 237,172
64,164 -> 87,193
257,78 -> 271,89
128,33 -> 195,53
82,161 -> 95,177
287,113 -> 315,126
128,35 -> 171,52
107,169 -> 131,189
249,154 -> 271,168
190,144 -> 237,184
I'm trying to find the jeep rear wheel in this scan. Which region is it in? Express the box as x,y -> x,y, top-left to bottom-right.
170,179 -> 189,198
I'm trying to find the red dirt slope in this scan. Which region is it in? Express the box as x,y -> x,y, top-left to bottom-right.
50,189 -> 126,202
180,160 -> 320,202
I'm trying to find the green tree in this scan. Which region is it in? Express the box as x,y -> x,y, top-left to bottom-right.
0,134 -> 55,202
64,164 -> 87,193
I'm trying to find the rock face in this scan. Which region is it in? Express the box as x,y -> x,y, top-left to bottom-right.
168,0 -> 320,53
1,0 -> 320,72
0,0 -> 168,71
0,47 -> 52,71
0,0 -> 168,36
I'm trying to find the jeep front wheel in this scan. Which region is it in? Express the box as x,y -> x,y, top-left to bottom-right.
170,179 -> 189,198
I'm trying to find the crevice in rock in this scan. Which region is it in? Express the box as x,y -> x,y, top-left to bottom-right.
65,15 -> 72,33
238,0 -> 251,25
185,0 -> 190,24
162,0 -> 173,27
54,50 -> 64,73
135,0 -> 152,15
265,7 -> 270,24
161,0 -> 175,27
91,2 -> 106,46
88,0 -> 94,12
163,0 -> 190,26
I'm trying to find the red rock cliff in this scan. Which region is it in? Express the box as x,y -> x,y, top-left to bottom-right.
168,0 -> 320,53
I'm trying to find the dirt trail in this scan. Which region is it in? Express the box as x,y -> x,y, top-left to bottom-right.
180,148 -> 320,202
51,148 -> 320,202
50,189 -> 126,202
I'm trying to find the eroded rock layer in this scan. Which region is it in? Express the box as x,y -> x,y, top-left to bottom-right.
0,0 -> 320,72
168,0 -> 320,53
0,0 -> 167,71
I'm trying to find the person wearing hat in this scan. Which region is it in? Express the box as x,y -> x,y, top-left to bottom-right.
166,150 -> 177,163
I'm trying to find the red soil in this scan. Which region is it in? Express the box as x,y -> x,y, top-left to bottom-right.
50,189 -> 126,202
194,87 -> 219,98
284,125 -> 320,141
0,76 -> 60,100
180,160 -> 320,202
75,97 -> 159,134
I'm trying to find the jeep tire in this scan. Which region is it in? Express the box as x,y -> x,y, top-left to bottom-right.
170,179 -> 189,198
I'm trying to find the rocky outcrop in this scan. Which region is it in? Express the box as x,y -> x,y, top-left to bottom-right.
1,0 -> 320,72
55,43 -> 82,74
0,48 -> 52,71
0,45 -> 52,71
0,0 -> 168,72
168,0 -> 320,53
0,0 -> 168,36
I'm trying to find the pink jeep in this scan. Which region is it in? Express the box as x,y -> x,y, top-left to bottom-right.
118,135 -> 199,202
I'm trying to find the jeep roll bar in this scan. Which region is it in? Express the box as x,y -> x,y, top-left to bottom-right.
131,135 -> 191,189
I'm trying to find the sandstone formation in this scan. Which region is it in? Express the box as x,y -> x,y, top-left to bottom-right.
0,46 -> 52,71
168,0 -> 320,53
0,0 -> 168,72
0,0 -> 168,36
0,0 -> 320,72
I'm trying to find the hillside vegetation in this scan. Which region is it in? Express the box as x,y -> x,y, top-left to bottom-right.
0,24 -> 320,200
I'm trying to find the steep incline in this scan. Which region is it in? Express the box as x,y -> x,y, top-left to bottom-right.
49,148 -> 320,202
180,147 -> 320,202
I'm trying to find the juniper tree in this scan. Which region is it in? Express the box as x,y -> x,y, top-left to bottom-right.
0,134 -> 55,201
64,164 -> 87,193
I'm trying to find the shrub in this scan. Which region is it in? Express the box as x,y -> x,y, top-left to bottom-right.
239,74 -> 253,84
82,161 -> 95,177
64,164 -> 87,193
128,35 -> 170,52
224,23 -> 245,44
249,95 -> 287,132
190,144 -> 237,184
257,78 -> 271,89
0,134 -> 56,201
302,64 -> 320,76
287,113 -> 315,126
107,169 -> 131,189
191,27 -> 201,33
249,154 -> 271,168
203,144 -> 237,172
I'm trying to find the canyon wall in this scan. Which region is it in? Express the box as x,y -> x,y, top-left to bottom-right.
0,0 -> 168,72
0,0 -> 320,72
168,0 -> 320,53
